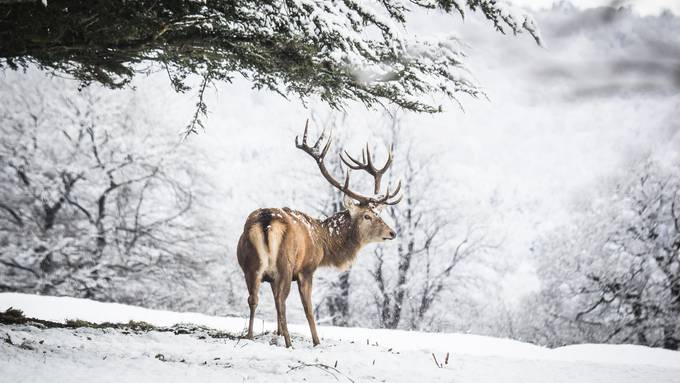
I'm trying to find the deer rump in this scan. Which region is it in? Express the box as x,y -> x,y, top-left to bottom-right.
237,208 -> 321,283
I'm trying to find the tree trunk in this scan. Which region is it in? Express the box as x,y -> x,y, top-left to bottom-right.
326,269 -> 351,326
663,324 -> 678,350
664,281 -> 680,350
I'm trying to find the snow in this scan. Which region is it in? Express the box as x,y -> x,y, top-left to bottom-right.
2,293 -> 679,382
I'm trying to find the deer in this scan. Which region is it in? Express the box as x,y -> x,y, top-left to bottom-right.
236,120 -> 402,348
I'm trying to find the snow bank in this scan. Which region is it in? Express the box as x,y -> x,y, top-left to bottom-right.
2,292 -> 679,373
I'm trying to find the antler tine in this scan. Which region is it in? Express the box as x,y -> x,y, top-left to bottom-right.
383,194 -> 403,205
379,144 -> 394,173
295,119 -> 309,148
343,169 -> 351,189
320,129 -> 333,159
378,179 -> 403,205
303,119 -> 309,144
365,144 -> 375,172
341,150 -> 366,170
388,179 -> 402,199
312,128 -> 326,150
370,144 -> 397,195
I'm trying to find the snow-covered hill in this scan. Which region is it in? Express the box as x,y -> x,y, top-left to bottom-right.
2,293 -> 679,383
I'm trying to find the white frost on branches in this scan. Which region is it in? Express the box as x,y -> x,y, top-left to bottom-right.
181,0 -> 540,111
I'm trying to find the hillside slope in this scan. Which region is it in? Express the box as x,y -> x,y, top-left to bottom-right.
2,293 -> 679,383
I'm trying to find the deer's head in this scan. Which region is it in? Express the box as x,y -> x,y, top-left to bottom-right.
344,197 -> 396,244
296,119 -> 402,244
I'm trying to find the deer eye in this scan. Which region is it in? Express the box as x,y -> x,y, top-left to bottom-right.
363,214 -> 372,220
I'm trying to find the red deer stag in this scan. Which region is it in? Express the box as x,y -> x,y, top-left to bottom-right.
237,120 -> 402,347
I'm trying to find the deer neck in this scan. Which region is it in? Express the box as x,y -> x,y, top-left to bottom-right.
319,211 -> 362,269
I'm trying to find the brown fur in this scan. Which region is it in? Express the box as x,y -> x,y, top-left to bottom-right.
237,204 -> 395,347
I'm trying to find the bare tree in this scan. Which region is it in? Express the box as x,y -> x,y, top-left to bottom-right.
369,113 -> 492,329
0,78 -> 226,310
528,159 -> 680,349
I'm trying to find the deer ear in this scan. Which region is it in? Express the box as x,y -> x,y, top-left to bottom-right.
343,195 -> 360,216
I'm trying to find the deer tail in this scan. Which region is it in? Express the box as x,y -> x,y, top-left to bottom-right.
248,210 -> 285,273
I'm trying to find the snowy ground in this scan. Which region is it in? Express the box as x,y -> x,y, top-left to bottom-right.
2,293 -> 679,383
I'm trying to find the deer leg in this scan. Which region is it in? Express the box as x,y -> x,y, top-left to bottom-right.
270,283 -> 283,335
273,277 -> 293,348
245,272 -> 261,339
297,273 -> 320,346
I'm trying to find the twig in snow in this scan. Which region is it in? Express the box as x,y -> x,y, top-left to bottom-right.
432,353 -> 441,368
432,352 -> 450,368
288,361 -> 355,383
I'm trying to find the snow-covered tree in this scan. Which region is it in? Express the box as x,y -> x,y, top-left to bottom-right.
0,76 -> 230,312
526,159 -> 680,350
365,112 -> 492,330
1,0 -> 541,132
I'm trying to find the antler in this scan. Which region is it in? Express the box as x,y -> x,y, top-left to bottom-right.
296,119 -> 402,206
340,143 -> 402,206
